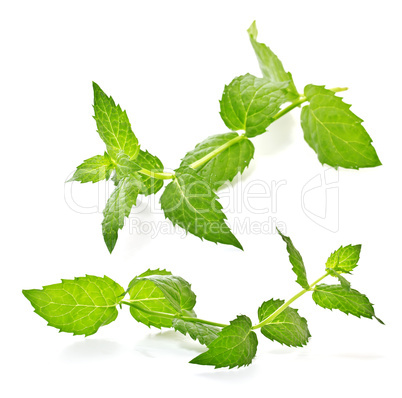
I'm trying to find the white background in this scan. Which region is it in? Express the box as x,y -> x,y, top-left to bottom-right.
1,1 -> 401,396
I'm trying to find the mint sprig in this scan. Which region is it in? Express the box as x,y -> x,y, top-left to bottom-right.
23,233 -> 383,369
69,22 -> 381,253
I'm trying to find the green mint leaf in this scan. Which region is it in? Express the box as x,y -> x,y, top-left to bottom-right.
93,82 -> 140,161
300,85 -> 381,169
327,269 -> 351,291
160,167 -> 242,249
111,149 -> 165,195
326,244 -> 362,273
180,133 -> 255,190
312,284 -> 383,324
220,74 -> 290,138
190,315 -> 258,369
247,21 -> 298,100
22,275 -> 124,336
180,133 -> 254,190
173,318 -> 220,346
258,299 -> 310,347
127,270 -> 196,329
135,149 -> 165,195
102,177 -> 142,253
277,228 -> 309,289
114,151 -> 141,180
69,152 -> 114,183
136,268 -> 172,277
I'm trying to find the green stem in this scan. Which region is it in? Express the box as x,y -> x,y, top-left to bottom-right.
271,96 -> 307,122
176,315 -> 228,328
271,87 -> 347,123
189,134 -> 246,170
251,272 -> 329,330
122,272 -> 330,332
138,168 -> 175,180
121,300 -> 228,328
329,87 -> 348,93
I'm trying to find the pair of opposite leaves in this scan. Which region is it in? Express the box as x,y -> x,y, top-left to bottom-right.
70,22 -> 381,252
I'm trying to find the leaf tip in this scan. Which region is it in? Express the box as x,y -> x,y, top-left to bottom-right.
188,357 -> 199,365
247,20 -> 258,38
230,236 -> 244,251
22,289 -> 32,300
104,238 -> 116,254
92,81 -> 101,93
276,226 -> 285,238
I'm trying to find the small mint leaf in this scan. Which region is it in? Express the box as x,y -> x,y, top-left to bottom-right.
220,74 -> 290,138
326,244 -> 362,273
190,315 -> 258,369
110,149 -> 165,195
247,21 -> 298,100
93,82 -> 140,161
135,150 -> 165,195
277,228 -> 309,289
115,151 -> 141,180
69,152 -> 114,183
137,269 -> 172,278
102,177 -> 142,253
312,284 -> 383,324
258,299 -> 310,347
